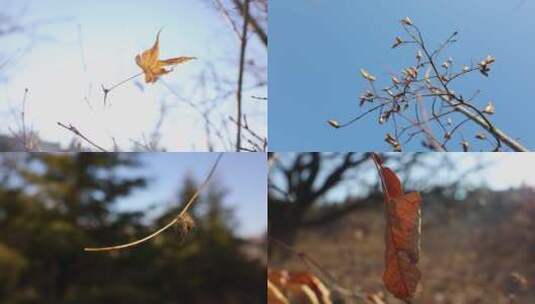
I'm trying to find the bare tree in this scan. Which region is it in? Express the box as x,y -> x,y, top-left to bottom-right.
328,17 -> 529,152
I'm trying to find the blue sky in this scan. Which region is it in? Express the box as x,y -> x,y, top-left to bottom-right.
269,0 -> 535,151
116,153 -> 267,238
0,0 -> 266,151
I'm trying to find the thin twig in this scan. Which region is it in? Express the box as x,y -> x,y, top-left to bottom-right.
57,122 -> 108,152
233,0 -> 267,46
211,0 -> 242,41
235,0 -> 250,151
101,72 -> 143,105
21,88 -> 29,150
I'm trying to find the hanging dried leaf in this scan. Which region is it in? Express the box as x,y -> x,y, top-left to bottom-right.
392,36 -> 403,48
478,55 -> 496,77
175,212 -> 195,241
135,30 -> 196,83
372,156 -> 421,301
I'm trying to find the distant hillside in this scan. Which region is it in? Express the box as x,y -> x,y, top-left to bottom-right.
0,134 -> 62,151
270,188 -> 535,304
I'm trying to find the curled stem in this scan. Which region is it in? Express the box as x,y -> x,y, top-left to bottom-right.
84,153 -> 224,252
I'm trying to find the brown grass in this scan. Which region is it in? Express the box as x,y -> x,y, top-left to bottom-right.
270,189 -> 535,304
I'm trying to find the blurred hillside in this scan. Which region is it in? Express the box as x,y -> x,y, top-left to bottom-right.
0,153 -> 266,303
270,187 -> 535,304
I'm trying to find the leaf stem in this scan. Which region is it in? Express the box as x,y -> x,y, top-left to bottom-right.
101,72 -> 143,105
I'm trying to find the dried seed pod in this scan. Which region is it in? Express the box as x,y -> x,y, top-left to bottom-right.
176,212 -> 196,241
392,36 -> 403,48
483,101 -> 495,115
385,133 -> 401,151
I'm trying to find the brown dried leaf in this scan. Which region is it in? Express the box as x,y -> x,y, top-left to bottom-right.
135,30 -> 196,83
374,160 -> 422,301
268,270 -> 332,304
383,192 -> 422,301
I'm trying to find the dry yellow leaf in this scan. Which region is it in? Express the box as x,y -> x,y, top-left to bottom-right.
135,30 -> 196,83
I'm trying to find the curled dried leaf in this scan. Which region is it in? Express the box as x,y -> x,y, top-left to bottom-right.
385,133 -> 401,151
478,55 -> 496,77
403,67 -> 418,81
372,160 -> 422,301
401,17 -> 413,26
392,36 -> 403,48
360,69 -> 376,81
483,101 -> 495,115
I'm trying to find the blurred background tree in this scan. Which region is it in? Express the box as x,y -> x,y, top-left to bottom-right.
0,153 -> 266,303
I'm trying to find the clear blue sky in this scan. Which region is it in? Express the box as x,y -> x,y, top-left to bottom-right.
116,153 -> 267,238
1,0 -> 266,151
269,0 -> 535,151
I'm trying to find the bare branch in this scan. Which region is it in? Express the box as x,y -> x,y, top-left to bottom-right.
57,122 -> 108,152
